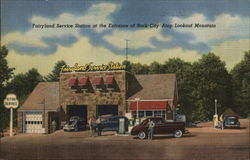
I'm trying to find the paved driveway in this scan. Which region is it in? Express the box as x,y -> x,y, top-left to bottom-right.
0,119 -> 249,160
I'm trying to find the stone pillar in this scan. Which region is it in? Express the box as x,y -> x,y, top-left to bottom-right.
17,112 -> 23,133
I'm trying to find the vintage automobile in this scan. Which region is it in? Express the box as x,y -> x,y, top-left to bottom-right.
92,115 -> 129,132
130,117 -> 187,139
63,116 -> 86,132
223,115 -> 240,128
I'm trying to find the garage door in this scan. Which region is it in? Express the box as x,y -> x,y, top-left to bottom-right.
24,112 -> 45,133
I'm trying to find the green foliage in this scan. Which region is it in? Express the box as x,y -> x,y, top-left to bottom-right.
8,68 -> 44,97
0,46 -> 15,132
5,68 -> 44,128
0,46 -> 15,87
122,60 -> 132,72
148,61 -> 162,74
162,58 -> 194,121
45,60 -> 67,82
231,50 -> 250,117
191,53 -> 231,121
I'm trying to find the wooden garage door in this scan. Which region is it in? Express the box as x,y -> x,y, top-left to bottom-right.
24,112 -> 45,133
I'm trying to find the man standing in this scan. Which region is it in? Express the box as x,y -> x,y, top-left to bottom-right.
96,117 -> 102,136
148,120 -> 155,140
220,114 -> 224,130
88,117 -> 94,137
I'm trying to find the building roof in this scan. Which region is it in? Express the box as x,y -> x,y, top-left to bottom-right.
128,73 -> 177,100
18,82 -> 60,111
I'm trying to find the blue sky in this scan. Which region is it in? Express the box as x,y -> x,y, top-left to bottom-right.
1,0 -> 250,75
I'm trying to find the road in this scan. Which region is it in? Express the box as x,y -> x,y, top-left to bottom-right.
0,119 -> 249,160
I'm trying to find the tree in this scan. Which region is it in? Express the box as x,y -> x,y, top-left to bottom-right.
45,60 -> 67,82
130,63 -> 149,74
231,50 -> 250,117
122,60 -> 132,72
0,46 -> 15,132
162,58 -> 194,120
7,68 -> 44,127
0,46 -> 15,88
148,61 -> 162,74
191,53 -> 231,121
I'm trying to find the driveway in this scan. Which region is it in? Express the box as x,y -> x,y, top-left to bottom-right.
0,119 -> 249,160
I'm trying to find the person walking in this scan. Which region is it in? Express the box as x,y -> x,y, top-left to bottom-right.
148,120 -> 155,140
96,117 -> 102,136
88,117 -> 94,137
220,114 -> 224,130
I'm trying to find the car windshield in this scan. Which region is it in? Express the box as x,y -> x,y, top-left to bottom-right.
228,117 -> 237,121
68,120 -> 77,125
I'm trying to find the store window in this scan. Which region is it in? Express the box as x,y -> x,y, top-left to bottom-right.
93,77 -> 104,91
146,111 -> 153,117
105,76 -> 115,90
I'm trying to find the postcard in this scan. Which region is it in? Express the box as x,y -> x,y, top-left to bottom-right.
0,0 -> 249,159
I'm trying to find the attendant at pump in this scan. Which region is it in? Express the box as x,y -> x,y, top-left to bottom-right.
96,117 -> 102,136
220,114 -> 224,130
148,120 -> 155,140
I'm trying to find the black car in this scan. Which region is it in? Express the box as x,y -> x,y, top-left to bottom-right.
224,115 -> 240,128
131,117 -> 187,139
63,116 -> 86,131
93,115 -> 128,132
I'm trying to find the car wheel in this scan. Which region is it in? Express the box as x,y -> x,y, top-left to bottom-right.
138,131 -> 146,139
174,130 -> 183,138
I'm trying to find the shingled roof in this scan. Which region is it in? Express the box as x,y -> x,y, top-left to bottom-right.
128,73 -> 177,100
18,82 -> 60,111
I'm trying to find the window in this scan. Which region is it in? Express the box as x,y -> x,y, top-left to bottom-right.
146,111 -> 153,117
139,111 -> 145,118
154,111 -> 161,117
96,84 -> 103,90
106,84 -> 115,90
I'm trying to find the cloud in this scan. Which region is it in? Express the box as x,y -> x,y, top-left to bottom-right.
7,36 -> 200,76
171,14 -> 249,43
211,39 -> 250,70
103,29 -> 172,49
7,35 -> 248,76
2,2 -> 118,55
2,32 -> 48,48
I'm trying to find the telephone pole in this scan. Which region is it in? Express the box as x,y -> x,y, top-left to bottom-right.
125,39 -> 129,61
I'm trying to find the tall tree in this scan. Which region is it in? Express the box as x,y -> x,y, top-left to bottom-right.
191,53 -> 231,121
231,50 -> 250,117
130,63 -> 149,74
7,68 -> 44,127
0,46 -> 15,132
162,58 -> 194,120
148,61 -> 162,74
122,60 -> 132,72
45,60 -> 67,82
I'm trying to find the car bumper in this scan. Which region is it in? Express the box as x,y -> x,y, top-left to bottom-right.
63,127 -> 75,131
224,124 -> 240,127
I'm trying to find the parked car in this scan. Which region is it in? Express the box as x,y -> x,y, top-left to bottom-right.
92,115 -> 128,132
130,117 -> 187,139
63,116 -> 86,131
223,115 -> 240,128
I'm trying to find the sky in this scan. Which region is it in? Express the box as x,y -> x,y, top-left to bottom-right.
1,0 -> 249,75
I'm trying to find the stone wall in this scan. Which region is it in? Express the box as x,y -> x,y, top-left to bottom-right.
60,71 -> 127,119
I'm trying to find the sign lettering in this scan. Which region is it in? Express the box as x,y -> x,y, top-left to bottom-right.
61,62 -> 126,73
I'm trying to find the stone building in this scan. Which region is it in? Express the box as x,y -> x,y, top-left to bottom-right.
17,70 -> 178,134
